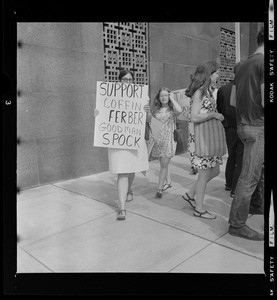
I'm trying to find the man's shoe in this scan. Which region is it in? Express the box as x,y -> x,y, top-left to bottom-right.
225,184 -> 232,191
249,206 -> 263,215
228,225 -> 264,241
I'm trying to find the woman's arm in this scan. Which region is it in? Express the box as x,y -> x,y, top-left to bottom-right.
169,93 -> 182,114
261,83 -> 264,108
191,90 -> 224,123
230,85 -> 236,107
146,110 -> 152,122
143,100 -> 152,122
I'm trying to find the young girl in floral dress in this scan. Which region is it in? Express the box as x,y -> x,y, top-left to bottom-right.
150,87 -> 182,197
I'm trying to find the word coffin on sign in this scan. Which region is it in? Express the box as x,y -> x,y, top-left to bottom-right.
94,81 -> 149,150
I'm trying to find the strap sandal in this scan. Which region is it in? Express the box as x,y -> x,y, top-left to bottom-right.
117,210 -> 126,220
126,191 -> 133,202
193,209 -> 216,220
182,192 -> 196,209
156,189 -> 163,198
191,167 -> 198,175
162,183 -> 172,191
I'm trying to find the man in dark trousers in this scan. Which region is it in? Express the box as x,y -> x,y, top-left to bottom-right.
217,77 -> 244,198
228,25 -> 264,241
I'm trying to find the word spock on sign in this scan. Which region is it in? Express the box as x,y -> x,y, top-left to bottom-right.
102,132 -> 141,148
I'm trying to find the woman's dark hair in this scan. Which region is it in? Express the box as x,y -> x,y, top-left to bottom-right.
185,60 -> 218,98
118,69 -> 134,81
152,87 -> 173,116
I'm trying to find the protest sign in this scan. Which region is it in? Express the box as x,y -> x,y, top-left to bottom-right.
94,81 -> 149,150
171,88 -> 190,121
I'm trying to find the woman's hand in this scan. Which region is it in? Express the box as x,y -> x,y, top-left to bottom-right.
143,101 -> 152,122
213,112 -> 224,121
143,101 -> 150,113
169,92 -> 175,102
94,108 -> 99,117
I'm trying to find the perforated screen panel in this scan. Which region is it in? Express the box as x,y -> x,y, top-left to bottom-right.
219,27 -> 236,86
103,22 -> 149,84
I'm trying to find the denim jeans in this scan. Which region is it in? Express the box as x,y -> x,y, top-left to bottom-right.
225,127 -> 244,193
229,125 -> 264,228
250,165 -> 264,210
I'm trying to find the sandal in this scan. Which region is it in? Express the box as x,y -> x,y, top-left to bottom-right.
163,183 -> 172,191
182,193 -> 196,209
117,210 -> 126,220
126,191 -> 133,202
193,209 -> 216,220
156,189 -> 163,198
190,167 -> 198,175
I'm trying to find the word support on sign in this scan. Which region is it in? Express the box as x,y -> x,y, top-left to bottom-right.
94,81 -> 149,150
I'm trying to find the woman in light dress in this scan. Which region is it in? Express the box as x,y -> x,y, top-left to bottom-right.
95,69 -> 151,220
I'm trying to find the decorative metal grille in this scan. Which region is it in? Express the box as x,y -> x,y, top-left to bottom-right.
219,27 -> 236,86
103,22 -> 148,85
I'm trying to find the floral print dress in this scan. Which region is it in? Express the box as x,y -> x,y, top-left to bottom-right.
188,93 -> 223,169
151,107 -> 176,159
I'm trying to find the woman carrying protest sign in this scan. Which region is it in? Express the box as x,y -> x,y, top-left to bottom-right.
94,69 -> 151,220
150,87 -> 182,198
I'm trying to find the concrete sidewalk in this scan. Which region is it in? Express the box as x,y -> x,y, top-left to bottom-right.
17,152 -> 264,273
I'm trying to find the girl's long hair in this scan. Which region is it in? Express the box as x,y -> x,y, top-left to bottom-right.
185,60 -> 218,98
151,87 -> 173,116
